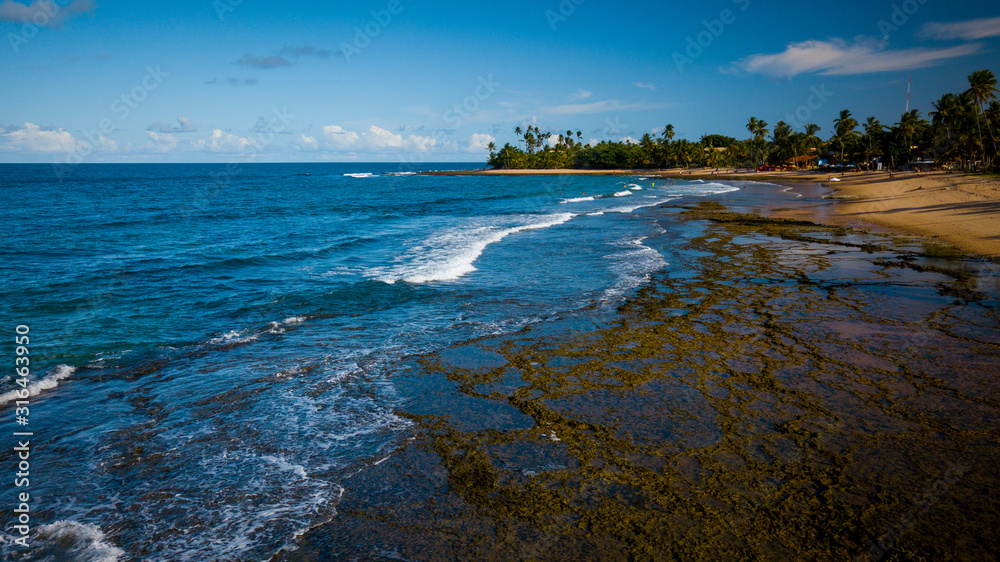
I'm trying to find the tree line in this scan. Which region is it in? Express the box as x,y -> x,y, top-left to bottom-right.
486,69 -> 998,172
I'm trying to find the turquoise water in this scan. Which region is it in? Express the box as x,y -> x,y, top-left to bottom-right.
1,163 -> 743,560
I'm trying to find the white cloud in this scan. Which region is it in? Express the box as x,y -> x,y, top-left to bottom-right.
588,138 -> 599,147
203,129 -> 258,153
731,38 -> 982,78
321,125 -> 362,150
570,88 -> 592,101
362,125 -> 403,149
619,136 -> 640,145
921,16 -> 1000,40
0,122 -> 118,156
0,0 -> 95,26
542,99 -> 666,116
404,133 -> 437,152
464,132 -> 495,153
312,125 -> 437,153
0,122 -> 77,152
633,82 -> 657,91
547,134 -> 561,147
145,129 -> 260,154
295,134 -> 319,151
145,131 -> 178,152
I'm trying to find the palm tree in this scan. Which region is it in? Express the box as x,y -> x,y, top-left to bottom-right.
967,69 -> 998,167
661,124 -> 675,143
930,93 -> 961,139
745,117 -> 760,166
727,141 -> 750,168
746,117 -> 769,167
861,117 -> 883,170
487,141 -> 497,159
771,121 -> 794,166
833,110 -> 859,166
639,133 -> 655,166
790,123 -> 822,169
896,110 -> 929,164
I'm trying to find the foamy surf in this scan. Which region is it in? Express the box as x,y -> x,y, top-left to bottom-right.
370,213 -> 576,284
560,196 -> 595,204
344,173 -> 378,178
209,329 -> 258,345
614,191 -> 633,197
0,364 -> 75,407
605,196 -> 680,214
602,232 -> 669,303
1,521 -> 125,562
689,181 -> 740,195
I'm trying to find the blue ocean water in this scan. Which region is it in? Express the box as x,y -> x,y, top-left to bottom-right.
0,163 -> 740,560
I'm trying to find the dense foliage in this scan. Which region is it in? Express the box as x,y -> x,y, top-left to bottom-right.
486,69 -> 999,172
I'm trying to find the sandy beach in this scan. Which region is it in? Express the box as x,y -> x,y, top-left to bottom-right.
425,168 -> 1000,259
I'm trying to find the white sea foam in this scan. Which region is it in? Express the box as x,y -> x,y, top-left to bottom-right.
371,213 -> 575,284
209,329 -> 258,345
614,190 -> 633,197
624,183 -> 641,190
0,365 -> 75,407
262,455 -> 310,480
604,196 -> 680,214
387,171 -> 417,176
344,172 -> 377,178
697,181 -> 740,193
30,521 -> 124,562
602,233 -> 669,302
284,316 -> 307,325
560,196 -> 595,204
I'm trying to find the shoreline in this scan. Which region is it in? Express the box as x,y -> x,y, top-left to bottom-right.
281,184 -> 1000,560
423,167 -> 1000,258
765,170 -> 1000,258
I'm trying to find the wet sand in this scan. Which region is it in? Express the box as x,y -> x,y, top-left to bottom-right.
275,183 -> 1000,561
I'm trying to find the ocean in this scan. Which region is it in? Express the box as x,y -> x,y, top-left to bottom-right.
0,163 -> 745,560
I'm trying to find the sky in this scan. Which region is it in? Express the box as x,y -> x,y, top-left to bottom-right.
0,0 -> 998,163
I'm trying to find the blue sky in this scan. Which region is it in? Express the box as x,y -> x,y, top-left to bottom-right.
1,0 -> 998,163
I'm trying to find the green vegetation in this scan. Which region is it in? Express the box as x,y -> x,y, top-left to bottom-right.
487,68 -> 999,172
